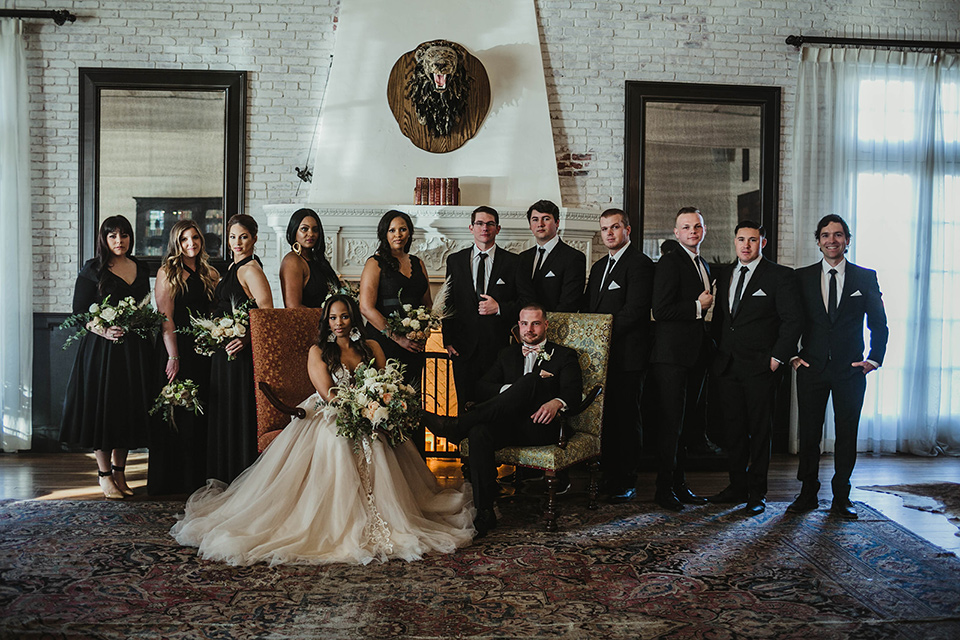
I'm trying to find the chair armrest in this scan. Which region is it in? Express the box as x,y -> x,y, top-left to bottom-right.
258,382 -> 307,419
557,384 -> 602,449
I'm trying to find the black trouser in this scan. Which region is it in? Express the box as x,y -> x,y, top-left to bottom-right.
451,347 -> 498,407
796,363 -> 867,500
715,365 -> 781,499
463,374 -> 561,510
600,370 -> 644,489
650,348 -> 709,489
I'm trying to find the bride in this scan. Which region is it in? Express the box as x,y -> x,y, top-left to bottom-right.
171,294 -> 475,565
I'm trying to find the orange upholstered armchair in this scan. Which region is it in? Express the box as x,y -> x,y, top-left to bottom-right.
249,308 -> 325,451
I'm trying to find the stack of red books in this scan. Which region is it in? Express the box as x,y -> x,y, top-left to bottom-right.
414,177 -> 460,205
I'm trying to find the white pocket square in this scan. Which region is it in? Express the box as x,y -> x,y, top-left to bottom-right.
607,280 -> 621,290
850,290 -> 863,297
752,289 -> 767,296
545,271 -> 556,278
496,278 -> 506,285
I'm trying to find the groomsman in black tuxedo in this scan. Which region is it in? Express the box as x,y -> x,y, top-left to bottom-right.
649,207 -> 714,512
442,206 -> 520,405
517,199 -> 586,312
581,208 -> 654,502
425,304 -> 583,536
788,214 -> 888,519
707,221 -> 803,516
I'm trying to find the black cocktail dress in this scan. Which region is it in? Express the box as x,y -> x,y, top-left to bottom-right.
369,253 -> 428,386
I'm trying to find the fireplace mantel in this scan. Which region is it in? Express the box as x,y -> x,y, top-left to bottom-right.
263,204 -> 603,283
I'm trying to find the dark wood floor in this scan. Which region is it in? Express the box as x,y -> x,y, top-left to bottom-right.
2,451 -> 958,553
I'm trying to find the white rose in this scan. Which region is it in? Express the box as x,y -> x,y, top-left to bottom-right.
89,303 -> 100,313
403,304 -> 412,312
401,317 -> 412,327
372,406 -> 390,426
410,320 -> 421,330
211,326 -> 224,338
364,368 -> 377,379
219,318 -> 234,328
100,307 -> 117,322
236,324 -> 246,337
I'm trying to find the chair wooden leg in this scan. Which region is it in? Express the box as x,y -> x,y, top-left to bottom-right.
588,460 -> 600,510
544,470 -> 559,532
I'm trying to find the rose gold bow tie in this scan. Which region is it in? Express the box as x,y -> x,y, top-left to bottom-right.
522,344 -> 542,357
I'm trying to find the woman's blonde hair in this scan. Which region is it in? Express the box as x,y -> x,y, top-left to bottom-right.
162,219 -> 218,300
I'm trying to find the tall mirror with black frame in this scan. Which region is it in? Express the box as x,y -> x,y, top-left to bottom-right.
624,81 -> 781,264
79,68 -> 246,272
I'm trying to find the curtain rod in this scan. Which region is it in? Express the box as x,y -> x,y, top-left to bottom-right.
0,9 -> 76,25
787,34 -> 959,50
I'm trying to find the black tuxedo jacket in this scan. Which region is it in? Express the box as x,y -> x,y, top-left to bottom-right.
517,239 -> 586,312
711,258 -> 803,377
796,261 -> 889,374
650,247 -> 715,367
441,246 -> 520,360
477,341 -> 583,411
582,244 -> 654,372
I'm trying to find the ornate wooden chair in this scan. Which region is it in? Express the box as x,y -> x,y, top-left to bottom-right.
248,307 -> 325,452
459,312 -> 612,531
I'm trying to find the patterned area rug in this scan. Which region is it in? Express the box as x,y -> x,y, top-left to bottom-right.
2,498 -> 960,639
861,482 -> 960,534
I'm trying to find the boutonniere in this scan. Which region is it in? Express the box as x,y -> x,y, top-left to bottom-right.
535,348 -> 554,367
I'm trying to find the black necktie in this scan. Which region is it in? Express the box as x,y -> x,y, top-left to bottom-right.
696,256 -> 710,290
600,256 -> 615,292
731,265 -> 749,316
828,268 -> 838,322
476,252 -> 487,298
534,247 -> 546,275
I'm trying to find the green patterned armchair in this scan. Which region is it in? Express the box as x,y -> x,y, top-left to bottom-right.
460,312 -> 612,531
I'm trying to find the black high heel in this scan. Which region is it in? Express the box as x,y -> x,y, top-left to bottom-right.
111,464 -> 134,496
98,469 -> 124,500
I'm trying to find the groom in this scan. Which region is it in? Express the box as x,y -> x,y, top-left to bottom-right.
426,303 -> 583,537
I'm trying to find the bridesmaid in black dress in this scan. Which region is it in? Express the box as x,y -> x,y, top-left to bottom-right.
359,210 -> 432,388
148,219 -> 219,495
60,216 -> 153,500
279,208 -> 341,308
207,213 -> 274,483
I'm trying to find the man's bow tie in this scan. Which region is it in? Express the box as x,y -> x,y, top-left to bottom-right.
521,344 -> 543,357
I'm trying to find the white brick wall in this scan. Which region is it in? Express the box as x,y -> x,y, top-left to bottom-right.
19,0 -> 960,312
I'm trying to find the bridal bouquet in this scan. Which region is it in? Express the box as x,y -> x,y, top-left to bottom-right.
149,379 -> 203,432
326,359 -> 421,448
385,303 -> 441,343
179,298 -> 255,361
60,295 -> 166,348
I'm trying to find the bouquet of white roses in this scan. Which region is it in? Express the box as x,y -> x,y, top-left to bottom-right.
178,298 -> 255,361
324,359 -> 421,448
149,379 -> 203,431
60,294 -> 166,348
385,303 -> 441,343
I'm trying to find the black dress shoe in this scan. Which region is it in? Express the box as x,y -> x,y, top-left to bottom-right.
786,492 -> 819,513
474,508 -> 498,538
707,486 -> 749,504
742,498 -> 766,516
423,412 -> 465,443
830,498 -> 858,520
608,486 -> 636,503
655,488 -> 684,512
674,484 -> 707,505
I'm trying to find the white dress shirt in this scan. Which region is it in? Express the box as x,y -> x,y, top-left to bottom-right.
680,244 -> 710,319
471,244 -> 497,295
600,241 -> 631,289
728,256 -> 761,312
820,258 -> 846,313
531,235 -> 560,276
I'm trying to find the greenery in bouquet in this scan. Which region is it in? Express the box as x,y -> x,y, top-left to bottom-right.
60,294 -> 166,348
385,302 -> 441,343
323,281 -> 360,305
178,298 -> 256,361
149,379 -> 203,432
328,359 -> 421,448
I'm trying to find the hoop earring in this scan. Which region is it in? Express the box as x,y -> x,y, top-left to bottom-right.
292,242 -> 302,256
349,328 -> 362,342
326,332 -> 337,342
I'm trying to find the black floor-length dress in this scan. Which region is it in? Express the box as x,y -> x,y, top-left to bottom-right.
60,258 -> 153,451
148,265 -> 214,495
206,256 -> 260,483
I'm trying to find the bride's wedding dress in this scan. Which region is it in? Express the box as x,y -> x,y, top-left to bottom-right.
171,367 -> 475,565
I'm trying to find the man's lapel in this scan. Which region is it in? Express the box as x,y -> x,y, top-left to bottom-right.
836,262 -> 858,317
486,246 -> 505,294
734,259 -> 766,319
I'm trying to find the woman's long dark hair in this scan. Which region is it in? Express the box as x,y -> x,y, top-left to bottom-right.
286,208 -> 339,291
95,215 -> 135,294
375,210 -> 414,272
317,294 -> 374,376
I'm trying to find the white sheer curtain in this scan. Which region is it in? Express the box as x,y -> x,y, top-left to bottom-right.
0,17 -> 32,452
792,46 -> 960,457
